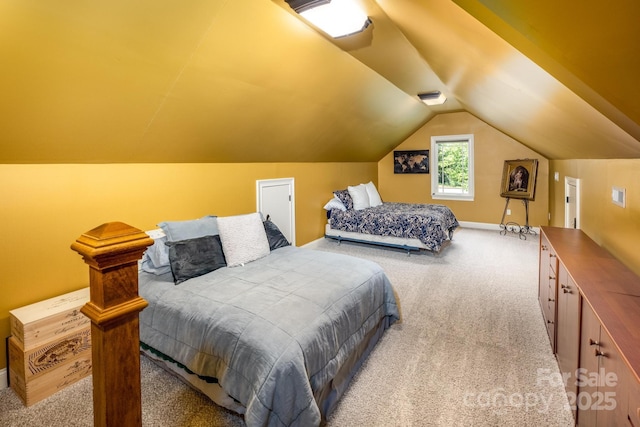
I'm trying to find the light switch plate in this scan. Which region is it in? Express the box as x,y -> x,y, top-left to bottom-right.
612,186 -> 626,208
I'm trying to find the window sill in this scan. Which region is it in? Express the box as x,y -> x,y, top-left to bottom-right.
431,194 -> 474,201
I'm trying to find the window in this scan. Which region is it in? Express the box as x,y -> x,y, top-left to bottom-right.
431,134 -> 474,201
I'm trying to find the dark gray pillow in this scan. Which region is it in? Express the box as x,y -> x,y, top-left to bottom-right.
166,235 -> 226,285
263,219 -> 290,250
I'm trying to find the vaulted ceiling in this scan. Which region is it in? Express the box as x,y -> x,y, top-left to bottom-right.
1,0 -> 639,163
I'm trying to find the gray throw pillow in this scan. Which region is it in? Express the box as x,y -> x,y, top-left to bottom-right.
263,219 -> 290,250
166,235 -> 226,284
158,216 -> 218,242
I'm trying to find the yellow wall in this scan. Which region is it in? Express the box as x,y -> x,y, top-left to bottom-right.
378,112 -> 549,227
0,162 -> 376,369
549,159 -> 640,276
5,121 -> 639,374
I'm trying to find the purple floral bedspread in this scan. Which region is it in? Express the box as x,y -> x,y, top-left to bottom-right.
328,202 -> 459,252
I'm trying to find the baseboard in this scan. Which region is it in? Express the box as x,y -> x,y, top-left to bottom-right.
458,221 -> 500,231
307,221 -> 538,247
0,368 -> 7,390
459,221 -> 540,235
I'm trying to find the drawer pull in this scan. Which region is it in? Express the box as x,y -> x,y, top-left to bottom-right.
595,349 -> 606,358
548,298 -> 555,302
547,320 -> 554,324
563,288 -> 571,294
549,276 -> 556,280
589,339 -> 599,346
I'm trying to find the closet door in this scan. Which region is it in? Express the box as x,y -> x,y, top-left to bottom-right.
256,178 -> 295,246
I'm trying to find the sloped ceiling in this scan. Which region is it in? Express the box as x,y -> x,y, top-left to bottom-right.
0,0 -> 639,163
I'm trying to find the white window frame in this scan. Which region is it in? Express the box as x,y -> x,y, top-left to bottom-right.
430,134 -> 474,201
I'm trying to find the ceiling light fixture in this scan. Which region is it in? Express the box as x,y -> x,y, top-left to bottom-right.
418,91 -> 447,106
285,0 -> 371,38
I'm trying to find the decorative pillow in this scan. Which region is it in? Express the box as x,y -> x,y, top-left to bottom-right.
166,235 -> 227,285
217,213 -> 271,267
158,216 -> 218,242
364,181 -> 383,207
348,184 -> 370,210
323,196 -> 347,211
146,235 -> 170,267
333,189 -> 354,210
141,235 -> 172,275
263,219 -> 290,250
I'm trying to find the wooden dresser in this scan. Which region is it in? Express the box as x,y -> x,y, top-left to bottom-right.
539,226 -> 640,426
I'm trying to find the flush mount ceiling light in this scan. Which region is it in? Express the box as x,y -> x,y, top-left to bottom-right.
285,0 -> 371,38
418,91 -> 447,106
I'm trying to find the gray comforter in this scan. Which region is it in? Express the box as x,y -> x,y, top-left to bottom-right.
139,246 -> 399,427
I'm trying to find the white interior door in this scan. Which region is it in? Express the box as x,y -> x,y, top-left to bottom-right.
565,177 -> 580,229
256,178 -> 295,246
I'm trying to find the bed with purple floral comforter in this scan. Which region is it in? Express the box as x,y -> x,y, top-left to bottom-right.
327,202 -> 459,252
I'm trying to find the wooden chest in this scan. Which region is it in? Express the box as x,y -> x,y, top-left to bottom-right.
8,332 -> 92,406
9,287 -> 90,350
8,288 -> 93,406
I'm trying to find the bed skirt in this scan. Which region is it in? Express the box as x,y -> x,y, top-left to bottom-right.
325,223 -> 447,253
139,313 -> 392,422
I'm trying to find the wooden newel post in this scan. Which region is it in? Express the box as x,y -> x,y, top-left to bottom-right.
71,222 -> 153,427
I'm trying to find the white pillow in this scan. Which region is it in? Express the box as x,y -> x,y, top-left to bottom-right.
348,184 -> 370,210
323,196 -> 347,211
217,213 -> 270,267
364,181 -> 383,207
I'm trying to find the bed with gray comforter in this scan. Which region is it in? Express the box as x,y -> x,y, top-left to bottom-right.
139,245 -> 399,427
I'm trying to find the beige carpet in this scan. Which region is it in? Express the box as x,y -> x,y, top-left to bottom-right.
0,227 -> 574,426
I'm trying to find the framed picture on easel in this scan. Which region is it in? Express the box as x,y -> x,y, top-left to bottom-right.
500,159 -> 538,200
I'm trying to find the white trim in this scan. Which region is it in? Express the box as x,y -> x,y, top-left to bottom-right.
458,221 -> 500,230
457,221 -> 541,234
0,368 -> 7,390
304,221 -> 539,248
431,134 -> 475,201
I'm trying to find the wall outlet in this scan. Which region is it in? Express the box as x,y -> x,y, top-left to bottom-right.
506,209 -> 511,215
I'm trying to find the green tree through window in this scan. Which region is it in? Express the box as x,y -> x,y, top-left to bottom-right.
431,134 -> 474,200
